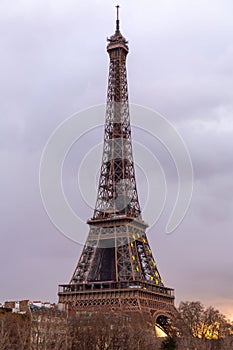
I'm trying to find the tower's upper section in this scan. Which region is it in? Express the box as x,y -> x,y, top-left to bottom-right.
107,6 -> 129,56
92,7 -> 141,221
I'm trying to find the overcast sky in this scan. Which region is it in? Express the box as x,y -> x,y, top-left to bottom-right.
1,0 -> 233,319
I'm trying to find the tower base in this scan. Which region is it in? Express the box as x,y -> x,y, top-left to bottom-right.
58,280 -> 176,327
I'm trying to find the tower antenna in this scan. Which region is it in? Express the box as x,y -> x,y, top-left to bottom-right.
116,5 -> 120,32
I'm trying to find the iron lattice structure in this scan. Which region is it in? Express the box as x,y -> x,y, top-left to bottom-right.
59,9 -> 176,325
93,21 -> 140,221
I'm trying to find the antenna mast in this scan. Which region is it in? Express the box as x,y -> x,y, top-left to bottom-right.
116,5 -> 120,32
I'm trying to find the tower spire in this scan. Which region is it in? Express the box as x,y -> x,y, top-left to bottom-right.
116,5 -> 120,32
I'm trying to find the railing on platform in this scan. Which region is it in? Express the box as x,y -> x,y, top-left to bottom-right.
58,280 -> 174,297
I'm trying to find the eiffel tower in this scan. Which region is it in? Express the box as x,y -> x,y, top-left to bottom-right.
58,6 -> 176,328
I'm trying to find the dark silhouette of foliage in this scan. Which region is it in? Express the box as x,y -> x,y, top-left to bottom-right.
161,336 -> 176,350
0,312 -> 30,350
1,301 -> 232,349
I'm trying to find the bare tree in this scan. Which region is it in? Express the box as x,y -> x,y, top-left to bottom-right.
174,301 -> 233,350
0,317 -> 10,350
30,308 -> 67,350
178,301 -> 204,338
0,313 -> 30,350
1,301 -> 232,349
66,311 -> 160,350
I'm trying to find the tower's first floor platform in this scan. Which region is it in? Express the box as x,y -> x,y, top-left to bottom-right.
58,280 -> 176,321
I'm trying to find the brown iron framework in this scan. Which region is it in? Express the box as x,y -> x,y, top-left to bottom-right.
58,7 -> 176,326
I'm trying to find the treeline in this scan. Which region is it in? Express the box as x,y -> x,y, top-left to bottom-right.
0,301 -> 232,350
171,301 -> 233,350
0,312 -> 30,349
